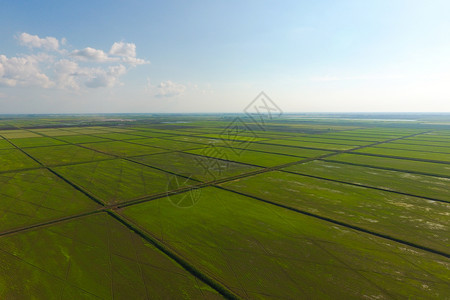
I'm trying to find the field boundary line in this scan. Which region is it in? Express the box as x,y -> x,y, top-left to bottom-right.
0,210 -> 103,237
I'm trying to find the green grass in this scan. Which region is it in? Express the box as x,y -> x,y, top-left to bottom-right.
0,213 -> 219,299
195,133 -> 268,142
311,133 -> 386,142
163,135 -> 226,146
261,139 -> 357,150
124,130 -> 176,138
390,138 -> 450,148
0,149 -> 40,172
121,187 -> 450,299
82,141 -> 168,157
92,132 -> 148,140
186,146 -> 301,167
284,160 -> 450,202
243,142 -> 333,157
0,130 -> 41,139
376,142 -> 450,154
221,170 -> 450,253
64,127 -> 110,134
277,135 -> 372,146
25,145 -> 114,166
54,159 -> 196,205
130,138 -> 207,151
32,129 -> 80,136
1,119 -> 450,298
130,152 -> 261,182
0,139 -> 14,150
355,147 -> 450,162
56,134 -> 111,144
0,169 -> 99,232
326,153 -> 450,177
11,137 -> 68,148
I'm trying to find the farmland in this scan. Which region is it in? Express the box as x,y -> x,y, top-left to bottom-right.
0,114 -> 449,299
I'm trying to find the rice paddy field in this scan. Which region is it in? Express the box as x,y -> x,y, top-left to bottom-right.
0,114 -> 449,299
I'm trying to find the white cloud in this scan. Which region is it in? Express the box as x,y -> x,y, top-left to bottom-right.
70,47 -> 116,63
153,80 -> 186,98
121,56 -> 148,66
85,65 -> 127,88
110,42 -> 136,57
1,33 -> 148,90
0,54 -> 53,88
18,33 -> 60,51
54,59 -> 80,89
70,43 -> 148,65
54,60 -> 127,89
109,42 -> 149,66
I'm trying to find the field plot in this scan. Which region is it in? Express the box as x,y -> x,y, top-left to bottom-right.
0,130 -> 41,139
131,138 -> 207,151
0,213 -> 219,299
221,171 -> 449,254
54,159 -> 195,205
355,147 -> 450,162
56,134 -> 111,144
243,142 -> 333,157
131,152 -> 261,182
275,135 -> 372,146
163,135 -> 226,146
63,127 -> 111,134
284,160 -> 450,202
32,129 -> 80,137
310,133 -> 387,142
25,144 -> 113,166
326,153 -> 450,177
82,141 -> 168,157
0,139 -> 14,150
375,142 -> 450,154
11,136 -> 67,148
0,169 -> 98,232
0,149 -> 40,172
391,138 -> 450,148
186,146 -> 301,167
123,130 -> 176,138
92,132 -> 149,141
121,187 -> 450,299
259,138 -> 358,150
194,133 -> 269,143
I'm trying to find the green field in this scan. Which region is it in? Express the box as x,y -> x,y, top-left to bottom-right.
284,160 -> 450,201
122,187 -> 449,299
0,115 -> 449,299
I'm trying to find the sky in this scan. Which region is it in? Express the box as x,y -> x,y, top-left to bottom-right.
0,0 -> 449,113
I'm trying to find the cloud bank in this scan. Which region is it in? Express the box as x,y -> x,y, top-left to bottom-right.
146,79 -> 186,98
0,33 -> 149,89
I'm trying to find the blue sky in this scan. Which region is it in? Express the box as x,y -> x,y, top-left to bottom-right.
1,0 -> 449,113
